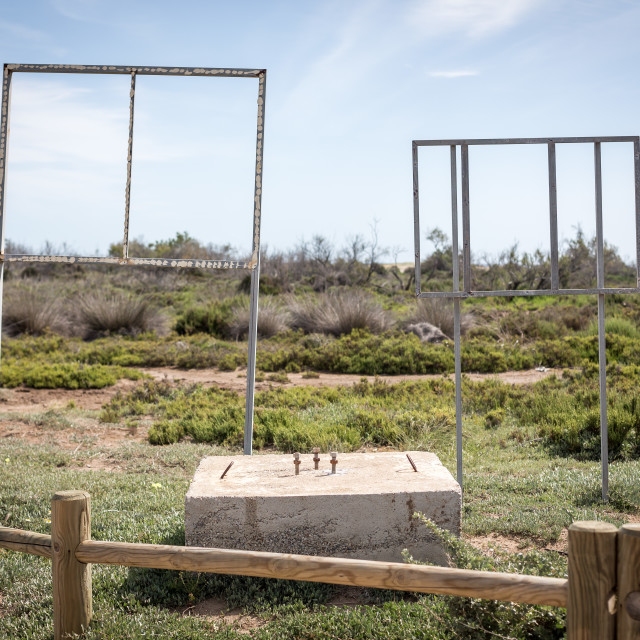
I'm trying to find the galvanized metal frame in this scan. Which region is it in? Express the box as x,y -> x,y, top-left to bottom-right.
413,136 -> 640,501
0,63 -> 267,455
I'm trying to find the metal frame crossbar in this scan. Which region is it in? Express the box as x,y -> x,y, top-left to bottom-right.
412,136 -> 640,501
0,63 -> 267,454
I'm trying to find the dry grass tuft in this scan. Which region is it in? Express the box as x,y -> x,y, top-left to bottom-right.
409,299 -> 473,339
228,297 -> 291,339
288,290 -> 391,336
3,287 -> 69,336
75,292 -> 167,339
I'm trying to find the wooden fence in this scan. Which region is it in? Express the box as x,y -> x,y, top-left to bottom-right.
0,491 -> 638,639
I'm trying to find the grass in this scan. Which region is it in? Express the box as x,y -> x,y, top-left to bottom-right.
100,370 -> 640,461
228,297 -> 291,339
76,291 -> 167,339
2,286 -> 69,337
288,291 -> 392,336
0,254 -> 639,636
2,385 -> 638,637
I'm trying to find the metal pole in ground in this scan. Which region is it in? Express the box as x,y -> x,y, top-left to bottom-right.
0,66 -> 13,379
243,70 -> 267,455
594,142 -> 608,502
450,145 -> 463,491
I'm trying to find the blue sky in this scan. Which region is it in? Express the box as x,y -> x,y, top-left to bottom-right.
1,0 -> 639,263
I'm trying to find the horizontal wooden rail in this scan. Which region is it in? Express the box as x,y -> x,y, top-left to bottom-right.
0,526 -> 52,558
75,540 -> 567,608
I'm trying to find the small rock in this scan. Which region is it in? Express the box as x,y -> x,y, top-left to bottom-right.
405,322 -> 448,343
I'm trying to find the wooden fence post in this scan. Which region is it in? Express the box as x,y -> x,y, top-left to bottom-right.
52,491 -> 92,639
617,524 -> 640,639
567,521 -> 617,640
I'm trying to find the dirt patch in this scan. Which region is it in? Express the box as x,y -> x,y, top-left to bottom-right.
466,514 -> 640,556
0,366 -> 564,452
0,378 -> 140,413
0,416 -> 148,450
181,597 -> 267,634
466,531 -> 569,555
139,366 -> 566,393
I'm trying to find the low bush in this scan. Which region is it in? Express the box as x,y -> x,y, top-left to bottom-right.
174,297 -> 244,338
0,360 -> 144,389
2,287 -> 69,336
588,316 -> 639,339
102,378 -> 457,450
228,297 -> 291,339
406,516 -> 566,639
288,290 -> 391,336
408,298 -> 473,338
75,292 -> 166,339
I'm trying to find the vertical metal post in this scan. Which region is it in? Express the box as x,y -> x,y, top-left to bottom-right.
244,71 -> 267,455
548,142 -> 559,290
461,145 -> 471,292
0,66 -> 13,377
412,142 -> 421,296
450,146 -> 460,291
450,146 -> 463,490
594,142 -> 608,502
123,72 -> 136,259
634,138 -> 640,287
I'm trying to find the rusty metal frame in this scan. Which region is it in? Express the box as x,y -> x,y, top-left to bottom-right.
0,63 -> 267,454
413,136 -> 640,501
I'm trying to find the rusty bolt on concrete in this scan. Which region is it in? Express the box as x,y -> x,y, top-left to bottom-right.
293,452 -> 301,475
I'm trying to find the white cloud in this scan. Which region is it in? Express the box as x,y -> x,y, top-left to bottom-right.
9,81 -> 128,166
408,0 -> 545,38
428,70 -> 478,77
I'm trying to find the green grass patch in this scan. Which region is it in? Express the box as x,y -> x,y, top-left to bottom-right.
0,360 -> 145,389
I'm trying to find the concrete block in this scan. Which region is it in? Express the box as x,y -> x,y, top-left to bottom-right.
185,451 -> 461,564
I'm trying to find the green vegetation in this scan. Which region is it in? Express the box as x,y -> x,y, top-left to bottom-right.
0,230 -> 639,637
1,360 -> 145,389
99,369 -> 640,460
2,388 -> 639,637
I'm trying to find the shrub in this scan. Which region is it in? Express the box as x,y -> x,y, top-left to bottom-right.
588,316 -> 639,339
484,408 -> 505,428
1,361 -> 144,389
2,287 -> 69,336
228,297 -> 290,339
288,290 -> 391,336
407,516 -> 566,639
75,292 -> 166,339
409,298 -> 473,338
174,297 -> 242,337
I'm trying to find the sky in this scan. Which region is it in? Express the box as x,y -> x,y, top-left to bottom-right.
1,0 -> 639,265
